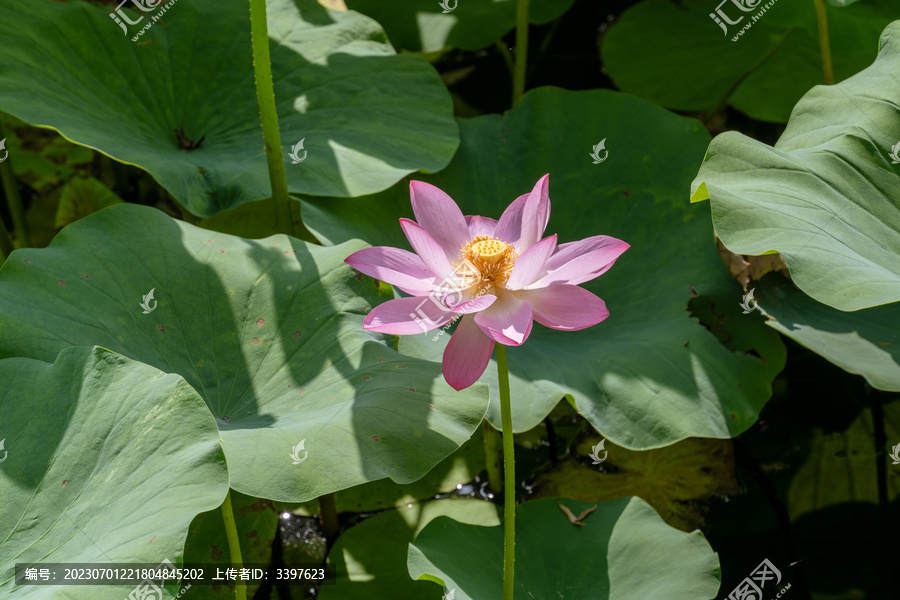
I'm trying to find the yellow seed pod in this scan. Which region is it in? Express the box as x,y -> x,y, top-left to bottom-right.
471,239 -> 508,263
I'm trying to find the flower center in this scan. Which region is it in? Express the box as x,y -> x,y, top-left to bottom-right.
454,235 -> 517,294
470,239 -> 508,263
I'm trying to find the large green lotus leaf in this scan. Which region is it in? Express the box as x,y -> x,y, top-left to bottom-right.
182,492 -> 278,600
752,275 -> 900,390
344,0 -> 576,53
0,0 -> 458,217
533,438 -> 739,532
691,21 -> 900,311
0,346 -> 229,599
320,499 -> 499,600
0,204 -> 489,501
305,87 -> 786,449
408,497 -> 720,599
602,0 -> 896,123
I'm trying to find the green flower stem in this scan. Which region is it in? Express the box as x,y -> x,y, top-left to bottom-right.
512,0 -> 531,105
483,422 -> 505,494
248,0 -> 319,243
221,490 -> 247,600
813,0 -> 834,84
318,493 -> 340,540
495,343 -> 516,600
0,140 -> 30,248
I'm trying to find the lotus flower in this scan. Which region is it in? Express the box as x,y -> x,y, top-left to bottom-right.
345,175 -> 629,390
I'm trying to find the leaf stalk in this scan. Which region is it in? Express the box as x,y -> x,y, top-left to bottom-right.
221,490 -> 248,600
248,0 -> 319,243
512,0 -> 531,104
813,0 -> 834,84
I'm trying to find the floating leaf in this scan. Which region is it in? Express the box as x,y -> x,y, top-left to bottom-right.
534,438 -> 739,532
55,174 -> 123,229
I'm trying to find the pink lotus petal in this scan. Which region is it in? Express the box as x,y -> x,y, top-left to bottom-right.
345,246 -> 437,295
494,192 -> 527,245
410,181 -> 470,262
465,215 -> 498,239
474,292 -> 534,345
363,296 -> 457,335
506,234 -> 557,290
515,285 -> 609,330
530,236 -> 629,288
451,294 -> 497,314
442,314 -> 495,391
495,174 -> 551,253
400,218 -> 454,281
